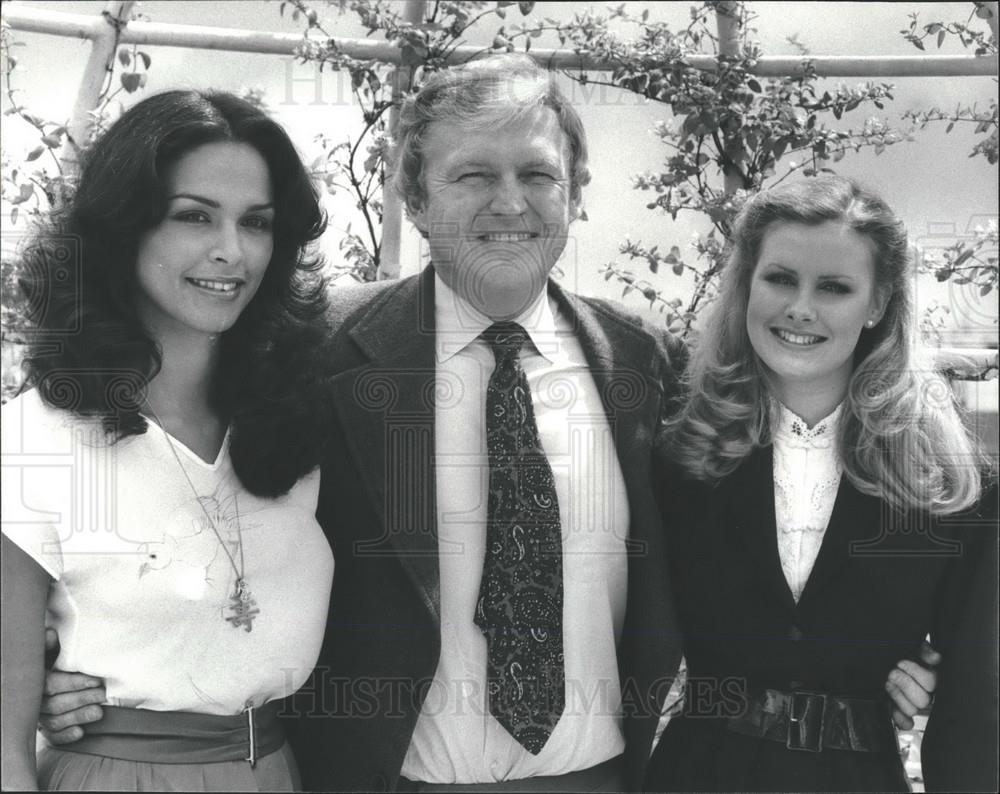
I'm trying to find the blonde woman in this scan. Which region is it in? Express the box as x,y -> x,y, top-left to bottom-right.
646,176 -> 996,792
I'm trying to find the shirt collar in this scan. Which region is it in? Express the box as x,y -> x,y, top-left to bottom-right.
434,273 -> 558,364
774,401 -> 843,448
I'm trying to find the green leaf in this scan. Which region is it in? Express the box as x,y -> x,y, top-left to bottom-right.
11,206 -> 18,225
980,284 -> 992,296
118,49 -> 131,67
976,4 -> 993,18
517,1 -> 535,14
747,78 -> 762,93
121,72 -> 143,93
672,263 -> 684,276
954,248 -> 975,266
138,51 -> 151,69
25,146 -> 45,162
937,29 -> 946,48
16,183 -> 34,202
41,133 -> 61,147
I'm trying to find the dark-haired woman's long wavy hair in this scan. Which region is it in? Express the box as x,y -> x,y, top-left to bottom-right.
666,175 -> 983,515
17,90 -> 330,496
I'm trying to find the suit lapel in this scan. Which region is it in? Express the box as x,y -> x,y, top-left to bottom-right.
727,447 -> 799,614
551,284 -> 684,783
549,285 -> 662,500
329,268 -> 441,622
797,476 -> 879,606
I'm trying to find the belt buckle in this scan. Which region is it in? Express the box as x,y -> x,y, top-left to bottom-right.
244,701 -> 257,768
786,690 -> 826,752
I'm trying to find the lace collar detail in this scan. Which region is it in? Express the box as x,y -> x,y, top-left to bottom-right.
774,402 -> 843,450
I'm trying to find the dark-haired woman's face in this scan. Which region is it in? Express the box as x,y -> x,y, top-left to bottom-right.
134,141 -> 274,342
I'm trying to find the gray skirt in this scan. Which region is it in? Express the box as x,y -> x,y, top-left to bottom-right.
37,742 -> 299,791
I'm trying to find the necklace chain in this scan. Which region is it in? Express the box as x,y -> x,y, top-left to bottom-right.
143,404 -> 259,631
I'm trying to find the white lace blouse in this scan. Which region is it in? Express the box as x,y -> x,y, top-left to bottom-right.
773,402 -> 844,602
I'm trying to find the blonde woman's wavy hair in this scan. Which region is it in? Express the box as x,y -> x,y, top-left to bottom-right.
667,175 -> 983,515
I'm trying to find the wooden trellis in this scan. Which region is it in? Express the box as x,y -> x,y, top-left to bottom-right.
4,0 -> 998,276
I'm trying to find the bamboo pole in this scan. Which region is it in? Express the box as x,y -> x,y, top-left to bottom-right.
61,1 -> 135,170
4,6 -> 998,77
378,0 -> 426,281
714,1 -> 743,196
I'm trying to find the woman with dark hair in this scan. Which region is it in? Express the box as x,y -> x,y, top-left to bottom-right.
1,90 -> 333,791
645,175 -> 996,791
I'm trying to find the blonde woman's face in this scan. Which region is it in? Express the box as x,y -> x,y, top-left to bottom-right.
746,220 -> 887,402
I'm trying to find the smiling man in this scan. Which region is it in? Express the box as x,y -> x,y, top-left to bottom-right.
287,55 -> 687,792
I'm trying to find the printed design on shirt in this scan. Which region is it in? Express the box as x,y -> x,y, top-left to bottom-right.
136,485 -> 240,588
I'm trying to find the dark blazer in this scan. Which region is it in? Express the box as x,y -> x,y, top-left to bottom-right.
646,445 -> 998,792
289,267 -> 686,792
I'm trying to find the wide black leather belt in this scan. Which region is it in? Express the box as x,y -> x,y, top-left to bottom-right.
726,688 -> 894,753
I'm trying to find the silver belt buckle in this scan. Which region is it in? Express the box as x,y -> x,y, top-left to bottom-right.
244,701 -> 257,767
786,690 -> 827,752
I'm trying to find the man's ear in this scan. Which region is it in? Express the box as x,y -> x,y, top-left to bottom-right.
407,197 -> 429,237
569,188 -> 584,223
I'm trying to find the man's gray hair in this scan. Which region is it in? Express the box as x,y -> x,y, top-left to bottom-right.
392,54 -> 591,212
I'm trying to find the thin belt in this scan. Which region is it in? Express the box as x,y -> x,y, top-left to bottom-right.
726,688 -> 895,753
55,701 -> 284,766
397,754 -> 625,792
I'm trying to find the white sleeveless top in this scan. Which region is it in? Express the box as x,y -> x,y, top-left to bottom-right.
2,390 -> 333,714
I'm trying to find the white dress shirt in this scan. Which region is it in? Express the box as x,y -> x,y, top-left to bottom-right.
400,276 -> 630,783
772,402 -> 844,602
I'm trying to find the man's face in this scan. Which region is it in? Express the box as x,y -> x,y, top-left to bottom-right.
410,105 -> 580,321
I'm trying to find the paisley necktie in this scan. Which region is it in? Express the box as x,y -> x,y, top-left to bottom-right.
474,321 -> 565,755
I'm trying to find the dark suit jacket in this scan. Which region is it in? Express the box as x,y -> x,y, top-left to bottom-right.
648,445 -> 998,791
289,267 -> 686,792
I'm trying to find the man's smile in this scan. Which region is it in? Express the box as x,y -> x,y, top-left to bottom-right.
475,232 -> 538,242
